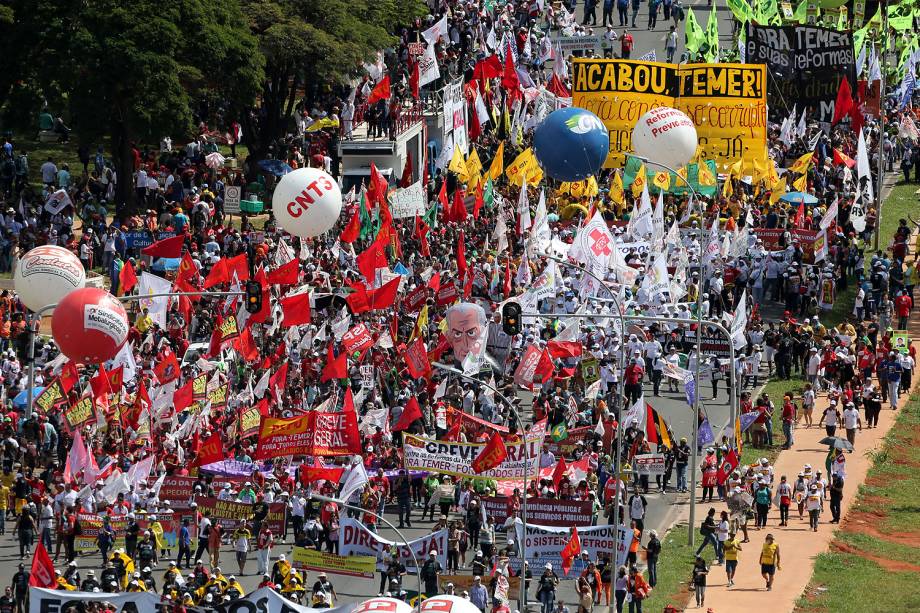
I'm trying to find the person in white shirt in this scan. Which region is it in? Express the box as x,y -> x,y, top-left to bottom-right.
841,403 -> 861,449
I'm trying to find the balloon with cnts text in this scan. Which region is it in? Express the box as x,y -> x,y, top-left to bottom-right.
533,107 -> 609,182
14,245 -> 86,312
417,595 -> 483,613
354,598 -> 413,613
631,107 -> 698,172
272,167 -> 343,238
52,288 -> 129,364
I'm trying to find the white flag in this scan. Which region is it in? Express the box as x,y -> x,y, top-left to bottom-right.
421,14 -> 449,45
419,43 -> 441,88
820,197 -> 838,230
474,90 -> 490,128
339,460 -> 369,503
138,272 -> 172,327
44,189 -> 73,215
620,396 -> 646,432
517,177 -> 531,235
730,292 -> 748,350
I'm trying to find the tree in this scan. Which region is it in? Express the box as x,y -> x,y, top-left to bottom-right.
240,0 -> 426,161
6,0 -> 264,213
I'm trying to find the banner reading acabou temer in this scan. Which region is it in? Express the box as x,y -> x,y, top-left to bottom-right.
572,59 -> 768,172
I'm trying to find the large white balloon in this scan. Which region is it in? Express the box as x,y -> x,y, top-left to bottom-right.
631,107 -> 698,172
14,245 -> 86,312
354,597 -> 413,613
272,167 -> 343,238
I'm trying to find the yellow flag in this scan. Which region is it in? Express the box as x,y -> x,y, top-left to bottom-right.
769,174 -> 786,204
467,171 -> 482,193
631,163 -> 647,197
448,145 -> 469,181
570,180 -> 585,198
556,182 -> 572,195
722,175 -> 733,197
488,141 -> 504,181
653,171 -> 671,192
728,158 -> 743,178
411,305 -> 429,340
792,172 -> 808,192
506,147 -> 541,186
585,176 -> 599,197
466,147 -> 483,178
751,157 -> 768,186
698,164 -> 716,186
611,171 -> 625,205
675,166 -> 689,189
787,151 -> 813,174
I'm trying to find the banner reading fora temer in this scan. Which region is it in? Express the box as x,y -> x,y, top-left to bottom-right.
571,59 -> 767,172
402,420 -> 547,480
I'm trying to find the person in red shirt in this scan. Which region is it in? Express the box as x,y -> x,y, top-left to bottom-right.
621,30 -> 634,58
781,394 -> 796,450
895,290 -> 912,329
624,358 -> 644,403
369,468 -> 390,514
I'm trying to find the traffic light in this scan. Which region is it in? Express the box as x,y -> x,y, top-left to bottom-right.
245,281 -> 262,314
502,301 -> 522,335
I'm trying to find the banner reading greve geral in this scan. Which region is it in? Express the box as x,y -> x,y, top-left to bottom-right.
254,411 -> 361,459
571,59 -> 768,172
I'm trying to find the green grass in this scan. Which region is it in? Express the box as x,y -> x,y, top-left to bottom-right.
794,394 -> 920,612
740,374 -> 807,467
643,524 -> 716,612
874,180 -> 920,257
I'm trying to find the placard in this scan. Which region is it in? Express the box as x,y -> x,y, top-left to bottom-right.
224,185 -> 242,214
633,453 -> 667,475
390,181 -> 427,219
292,547 -> 377,578
480,496 -> 594,527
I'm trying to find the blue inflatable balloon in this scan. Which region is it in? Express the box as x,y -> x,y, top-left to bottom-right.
533,108 -> 609,182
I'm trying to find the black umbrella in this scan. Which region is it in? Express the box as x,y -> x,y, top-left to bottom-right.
818,436 -> 853,451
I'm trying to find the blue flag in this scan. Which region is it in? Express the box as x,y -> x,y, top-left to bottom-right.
683,377 -> 696,407
698,418 -> 715,447
739,411 -> 760,433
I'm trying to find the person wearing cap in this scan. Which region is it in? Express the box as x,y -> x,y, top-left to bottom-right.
759,534 -> 781,590
536,563 -> 559,613
805,483 -> 822,531
470,575 -> 489,611
420,550 -> 442,596
232,521 -> 252,575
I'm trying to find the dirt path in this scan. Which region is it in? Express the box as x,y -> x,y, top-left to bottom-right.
696,316 -> 920,613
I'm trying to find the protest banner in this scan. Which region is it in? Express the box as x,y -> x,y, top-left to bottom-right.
892,330 -> 911,354
550,34 -> 603,55
338,517 -> 447,572
29,586 -> 357,613
194,496 -> 287,534
752,227 -> 820,263
544,425 -> 593,457
255,411 -> 361,459
34,378 -> 68,414
390,181 -> 427,219
441,575 -> 521,594
238,405 -> 263,438
402,421 -> 547,481
633,453 -> 667,475
74,511 -> 180,552
745,24 -> 855,124
507,523 -> 633,577
571,59 -> 768,172
480,496 -> 594,527
61,396 -> 95,434
446,405 -> 510,434
292,547 -> 377,578
343,323 -> 374,355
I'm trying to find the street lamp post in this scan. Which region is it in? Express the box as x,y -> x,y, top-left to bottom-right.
307,491 -> 423,606
429,361 -> 532,608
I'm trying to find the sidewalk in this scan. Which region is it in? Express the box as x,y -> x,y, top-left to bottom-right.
698,317 -> 920,612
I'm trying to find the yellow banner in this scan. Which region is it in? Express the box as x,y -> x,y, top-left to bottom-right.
572,59 -> 768,172
291,547 -> 377,578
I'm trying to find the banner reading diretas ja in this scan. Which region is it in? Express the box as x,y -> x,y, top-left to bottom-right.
571,59 -> 768,172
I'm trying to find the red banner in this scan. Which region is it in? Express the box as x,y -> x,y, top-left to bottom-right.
752,228 -> 820,263
544,425 -> 593,457
513,345 -> 543,389
404,286 -> 428,312
471,432 -> 508,473
255,412 -> 361,459
342,323 -> 374,355
446,406 -> 510,434
435,282 -> 459,306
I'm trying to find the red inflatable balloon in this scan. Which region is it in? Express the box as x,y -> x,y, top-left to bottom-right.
51,288 -> 129,364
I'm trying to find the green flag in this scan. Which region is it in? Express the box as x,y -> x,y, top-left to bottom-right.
703,5 -> 720,62
853,26 -> 868,61
483,177 -> 495,209
422,202 -> 438,228
726,0 -> 753,24
551,422 -> 568,443
793,0 -> 807,23
358,189 -> 375,240
836,9 -> 848,31
685,8 -> 705,55
889,14 -> 913,31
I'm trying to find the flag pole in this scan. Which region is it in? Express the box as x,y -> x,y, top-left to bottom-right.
873,0 -> 889,252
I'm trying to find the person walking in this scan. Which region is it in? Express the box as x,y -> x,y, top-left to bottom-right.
665,25 -> 678,62
759,534 -> 781,590
754,480 -> 772,529
625,566 -> 650,613
617,0 -> 629,25
829,475 -> 844,523
630,0 -> 641,28
805,484 -> 822,531
691,556 -> 708,608
695,508 -> 718,558
842,402 -> 862,449
613,566 -> 628,613
776,476 -> 792,526
643,530 -> 660,587
176,519 -> 192,569
722,532 -> 742,587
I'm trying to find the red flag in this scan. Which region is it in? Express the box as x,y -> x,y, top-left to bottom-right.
270,360 -> 289,395
89,364 -> 111,399
453,187 -> 467,223
400,151 -> 414,188
356,235 -> 388,283
367,162 -> 390,210
547,72 -> 571,97
343,387 -> 356,414
473,55 -> 503,82
177,252 -> 199,286
141,234 -> 185,258
367,74 -> 391,105
473,183 -> 484,220
415,216 -> 431,257
203,258 -> 229,288
61,361 -> 80,392
437,181 -> 449,225
118,260 -> 138,296
560,527 -> 581,576
225,253 -> 250,282
445,415 -> 463,441
456,230 -> 468,279
832,76 -> 854,124
833,148 -> 856,168
267,259 -> 300,285
503,258 -> 512,298
794,200 -> 805,228
193,431 -> 225,467
546,341 -> 583,359
177,294 -> 192,323
393,397 -> 422,431
153,348 -> 180,384
552,457 -> 568,489
340,207 -> 362,243
280,292 -> 312,326
535,349 -> 555,383
403,335 -> 431,379
409,60 -> 420,99
320,344 -> 347,382
502,47 -> 521,104
370,276 -> 401,310
106,366 -> 124,392
346,284 -> 371,314
173,380 -> 194,413
716,448 -> 740,485
29,541 -> 56,587
208,318 -> 223,358
237,326 -> 261,362
472,431 -> 508,473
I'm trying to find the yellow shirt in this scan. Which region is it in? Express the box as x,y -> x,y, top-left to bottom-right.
135,313 -> 153,333
760,542 -> 778,565
0,485 -> 9,510
722,539 -> 741,561
0,473 -> 14,489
